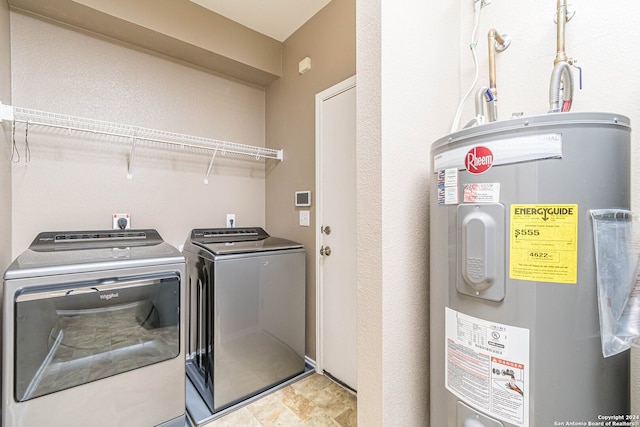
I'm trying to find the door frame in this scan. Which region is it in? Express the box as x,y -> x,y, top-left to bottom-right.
314,75 -> 356,374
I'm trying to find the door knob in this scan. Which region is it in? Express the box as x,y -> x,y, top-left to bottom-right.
321,225 -> 332,235
320,245 -> 332,256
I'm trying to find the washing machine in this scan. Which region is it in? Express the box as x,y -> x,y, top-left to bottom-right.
2,229 -> 186,427
182,227 -> 306,425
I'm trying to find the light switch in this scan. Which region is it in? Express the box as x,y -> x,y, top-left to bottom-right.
299,210 -> 310,227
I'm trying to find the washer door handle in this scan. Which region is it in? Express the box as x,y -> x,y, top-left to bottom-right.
15,276 -> 172,302
66,287 -> 99,295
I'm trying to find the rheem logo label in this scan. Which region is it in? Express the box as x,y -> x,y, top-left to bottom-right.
465,146 -> 493,174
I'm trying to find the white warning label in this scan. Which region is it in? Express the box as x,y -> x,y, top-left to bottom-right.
445,308 -> 530,426
464,182 -> 501,203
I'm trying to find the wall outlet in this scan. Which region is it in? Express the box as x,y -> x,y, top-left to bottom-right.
113,213 -> 131,230
226,214 -> 236,228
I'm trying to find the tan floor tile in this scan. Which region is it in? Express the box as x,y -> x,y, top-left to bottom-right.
199,374 -> 357,427
306,388 -> 353,420
299,414 -> 341,426
246,391 -> 303,426
201,407 -> 261,427
275,385 -> 316,420
325,382 -> 357,412
290,373 -> 333,398
334,408 -> 357,427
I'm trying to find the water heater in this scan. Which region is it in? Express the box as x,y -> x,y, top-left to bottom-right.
429,112 -> 630,426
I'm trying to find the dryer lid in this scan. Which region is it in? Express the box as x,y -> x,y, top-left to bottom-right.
188,227 -> 303,255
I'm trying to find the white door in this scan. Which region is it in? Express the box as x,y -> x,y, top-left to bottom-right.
315,76 -> 357,391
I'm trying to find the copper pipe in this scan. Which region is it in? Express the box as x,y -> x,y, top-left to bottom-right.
488,29 -> 505,97
487,29 -> 510,122
554,0 -> 569,66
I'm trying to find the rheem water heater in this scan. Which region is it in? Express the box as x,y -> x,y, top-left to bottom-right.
429,112 -> 630,426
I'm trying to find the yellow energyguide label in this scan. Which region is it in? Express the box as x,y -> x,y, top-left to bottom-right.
510,204 -> 578,284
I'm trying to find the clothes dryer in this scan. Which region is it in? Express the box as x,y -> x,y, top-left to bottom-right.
183,227 -> 305,424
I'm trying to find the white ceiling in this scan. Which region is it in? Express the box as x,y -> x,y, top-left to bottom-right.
189,0 -> 332,42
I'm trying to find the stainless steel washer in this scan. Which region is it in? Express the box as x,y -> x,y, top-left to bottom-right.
183,227 -> 306,425
2,229 -> 186,427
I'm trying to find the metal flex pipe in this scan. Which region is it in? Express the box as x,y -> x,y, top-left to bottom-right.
549,61 -> 574,112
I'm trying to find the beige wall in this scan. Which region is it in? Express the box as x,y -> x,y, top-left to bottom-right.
10,11 -> 267,254
0,0 -> 11,273
355,0 -> 383,423
356,0 -> 640,424
356,0 -> 459,425
8,0 -> 282,86
265,0 -> 356,360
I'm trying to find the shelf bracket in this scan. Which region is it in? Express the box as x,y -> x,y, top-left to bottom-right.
127,137 -> 137,179
203,146 -> 219,184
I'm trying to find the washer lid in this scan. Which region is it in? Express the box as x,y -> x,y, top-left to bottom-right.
29,229 -> 164,252
4,229 -> 183,280
188,227 -> 303,255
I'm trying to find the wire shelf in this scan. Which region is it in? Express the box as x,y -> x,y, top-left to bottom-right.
1,103 -> 283,183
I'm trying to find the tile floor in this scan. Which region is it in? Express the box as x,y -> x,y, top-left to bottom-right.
202,373 -> 357,426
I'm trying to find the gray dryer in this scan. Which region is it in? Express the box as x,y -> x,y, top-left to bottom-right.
183,227 -> 306,423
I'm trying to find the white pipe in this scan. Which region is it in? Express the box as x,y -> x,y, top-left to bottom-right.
450,0 -> 484,133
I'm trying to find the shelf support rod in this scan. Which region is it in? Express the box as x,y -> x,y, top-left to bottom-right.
204,146 -> 219,184
127,137 -> 137,179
